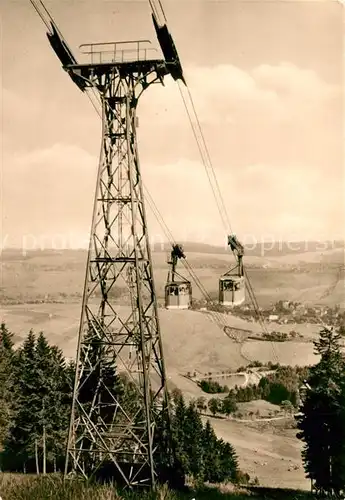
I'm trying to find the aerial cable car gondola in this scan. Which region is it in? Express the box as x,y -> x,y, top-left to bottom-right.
219,234 -> 245,307
165,244 -> 192,310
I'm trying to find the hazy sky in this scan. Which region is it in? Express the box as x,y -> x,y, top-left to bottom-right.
1,0 -> 344,250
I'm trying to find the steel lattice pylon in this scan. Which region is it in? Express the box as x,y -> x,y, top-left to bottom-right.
64,55 -> 173,488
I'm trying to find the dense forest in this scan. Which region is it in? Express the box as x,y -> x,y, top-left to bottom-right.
0,323 -> 246,487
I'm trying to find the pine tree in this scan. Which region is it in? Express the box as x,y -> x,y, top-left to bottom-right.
202,420 -> 239,483
183,403 -> 204,481
38,338 -> 71,471
218,440 -> 239,483
169,392 -> 240,486
0,323 -> 14,351
202,419 -> 220,482
0,324 -> 16,450
3,331 -> 72,472
296,327 -> 345,496
4,330 -> 39,470
170,392 -> 189,474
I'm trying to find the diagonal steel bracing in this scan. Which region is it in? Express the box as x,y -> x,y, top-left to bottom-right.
65,65 -> 171,488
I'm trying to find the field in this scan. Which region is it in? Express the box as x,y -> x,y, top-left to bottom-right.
0,245 -> 344,307
0,244 -> 344,490
207,416 -> 307,489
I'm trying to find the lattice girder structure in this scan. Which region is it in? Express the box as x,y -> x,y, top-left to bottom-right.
65,57 -> 173,488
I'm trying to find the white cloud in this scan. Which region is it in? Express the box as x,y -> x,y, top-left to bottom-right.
137,62 -> 341,174
252,62 -> 338,98
139,62 -> 338,126
2,144 -> 98,245
2,62 -> 342,246
2,141 -> 343,247
2,86 -> 100,155
143,159 -> 343,243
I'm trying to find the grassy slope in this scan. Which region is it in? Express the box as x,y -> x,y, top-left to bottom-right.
0,474 -> 313,499
0,245 -> 342,490
0,302 -> 313,488
207,417 -> 308,489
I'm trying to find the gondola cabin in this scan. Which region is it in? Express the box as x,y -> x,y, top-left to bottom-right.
165,280 -> 192,309
219,275 -> 245,307
165,243 -> 192,309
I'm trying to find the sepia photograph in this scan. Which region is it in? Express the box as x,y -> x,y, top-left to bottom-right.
0,0 -> 344,498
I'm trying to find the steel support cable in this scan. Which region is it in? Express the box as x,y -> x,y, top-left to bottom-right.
244,273 -> 279,363
30,0 -> 103,122
174,66 -> 280,359
174,69 -> 280,361
143,191 -> 225,332
144,188 -> 215,309
151,0 -> 248,337
139,191 -> 213,306
144,189 -> 221,314
73,80 -> 260,347
144,189 -> 233,330
183,83 -> 233,234
149,0 -> 160,24
177,83 -> 229,233
29,0 -> 51,29
31,0 -> 272,352
158,0 -> 168,22
37,0 -> 68,41
30,0 -> 279,358
156,0 -> 231,233
177,83 -> 260,309
177,81 -> 280,357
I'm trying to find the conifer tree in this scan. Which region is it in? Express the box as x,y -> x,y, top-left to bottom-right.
202,420 -> 224,482
0,323 -> 14,352
183,402 -> 204,480
170,391 -> 189,474
0,324 -> 16,449
39,339 -> 71,470
4,330 -> 38,470
296,327 -> 345,496
219,441 -> 239,483
3,331 -> 72,472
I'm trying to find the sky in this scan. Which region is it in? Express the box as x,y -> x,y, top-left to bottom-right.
1,0 -> 344,251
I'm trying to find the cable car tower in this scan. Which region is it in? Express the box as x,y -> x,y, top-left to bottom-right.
34,0 -> 186,488
219,234 -> 245,306
165,244 -> 192,309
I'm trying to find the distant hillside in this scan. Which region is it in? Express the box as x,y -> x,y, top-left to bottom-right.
0,243 -> 343,308
158,240 -> 345,258
1,239 -> 344,261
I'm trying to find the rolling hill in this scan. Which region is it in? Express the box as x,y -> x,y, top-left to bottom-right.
0,243 -> 342,489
